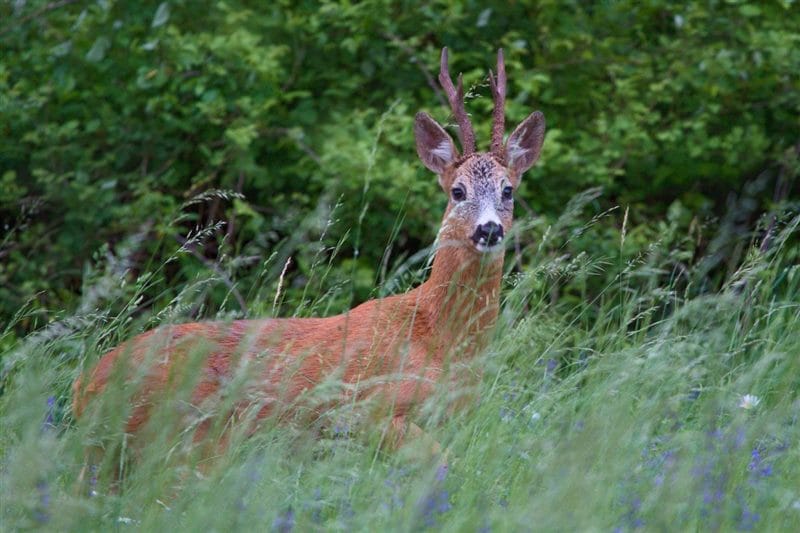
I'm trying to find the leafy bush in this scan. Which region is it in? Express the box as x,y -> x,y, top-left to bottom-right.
1,1 -> 798,332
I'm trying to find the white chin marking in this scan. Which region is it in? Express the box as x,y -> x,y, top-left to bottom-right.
474,239 -> 504,254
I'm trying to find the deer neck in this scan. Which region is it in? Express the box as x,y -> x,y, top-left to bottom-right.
416,242 -> 503,351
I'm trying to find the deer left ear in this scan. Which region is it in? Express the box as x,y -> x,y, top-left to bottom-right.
414,112 -> 458,180
506,111 -> 545,183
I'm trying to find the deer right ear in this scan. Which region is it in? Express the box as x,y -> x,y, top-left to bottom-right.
414,112 -> 458,179
505,111 -> 546,183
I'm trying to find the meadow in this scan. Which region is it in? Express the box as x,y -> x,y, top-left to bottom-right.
2,195 -> 798,531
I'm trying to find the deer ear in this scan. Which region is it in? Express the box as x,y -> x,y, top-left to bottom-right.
414,112 -> 458,176
506,111 -> 545,182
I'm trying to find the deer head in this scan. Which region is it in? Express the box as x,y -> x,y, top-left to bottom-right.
415,48 -> 545,254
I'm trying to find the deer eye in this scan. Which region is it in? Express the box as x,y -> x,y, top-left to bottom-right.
502,185 -> 513,200
451,185 -> 466,202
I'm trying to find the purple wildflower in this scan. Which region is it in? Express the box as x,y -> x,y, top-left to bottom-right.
747,447 -> 773,479
702,486 -> 725,506
382,468 -> 407,511
271,506 -> 295,533
737,502 -> 760,531
616,495 -> 644,531
42,396 -> 56,433
733,428 -> 746,450
88,464 -> 99,497
417,489 -> 451,528
415,462 -> 452,528
338,499 -> 354,521
707,427 -> 724,443
34,480 -> 50,524
747,448 -> 761,471
331,420 -> 351,438
310,488 -> 323,524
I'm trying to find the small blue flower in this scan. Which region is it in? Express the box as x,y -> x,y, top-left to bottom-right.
748,448 -> 761,469
332,421 -> 350,438
737,503 -> 760,531
747,447 -> 773,479
616,495 -> 644,531
34,480 -> 50,524
271,506 -> 295,533
382,468 -> 407,511
415,463 -> 452,527
435,463 -> 448,482
309,488 -> 323,524
88,464 -> 99,497
42,396 -> 56,433
417,489 -> 451,527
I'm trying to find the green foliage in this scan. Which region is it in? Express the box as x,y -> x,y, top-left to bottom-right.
1,1 -> 798,330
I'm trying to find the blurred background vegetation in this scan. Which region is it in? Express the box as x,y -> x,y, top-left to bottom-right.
1,0 -> 798,337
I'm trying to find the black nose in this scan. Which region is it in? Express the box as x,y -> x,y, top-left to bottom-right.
472,221 -> 504,246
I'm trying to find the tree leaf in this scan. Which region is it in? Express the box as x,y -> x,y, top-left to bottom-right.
152,2 -> 170,28
85,37 -> 110,62
51,40 -> 72,57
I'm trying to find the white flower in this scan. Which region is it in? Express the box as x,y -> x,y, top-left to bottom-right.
739,394 -> 761,410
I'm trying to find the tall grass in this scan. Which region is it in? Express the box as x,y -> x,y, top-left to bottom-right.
1,199 -> 798,532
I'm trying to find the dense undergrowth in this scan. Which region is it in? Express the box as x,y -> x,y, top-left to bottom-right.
1,197 -> 798,531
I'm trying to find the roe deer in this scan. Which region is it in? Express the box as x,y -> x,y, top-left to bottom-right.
72,47 -> 545,460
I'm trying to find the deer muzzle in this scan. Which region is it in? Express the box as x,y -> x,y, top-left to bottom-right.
472,221 -> 504,249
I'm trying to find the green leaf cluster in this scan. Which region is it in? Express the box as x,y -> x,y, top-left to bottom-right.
1,1 -> 798,330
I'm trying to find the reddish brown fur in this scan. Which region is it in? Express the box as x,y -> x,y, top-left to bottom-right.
72,238 -> 501,444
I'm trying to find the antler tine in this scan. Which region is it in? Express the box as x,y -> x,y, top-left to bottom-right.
489,48 -> 507,158
438,47 -> 476,155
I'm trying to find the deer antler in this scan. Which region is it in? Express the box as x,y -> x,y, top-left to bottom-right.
488,48 -> 506,159
438,47 -> 476,155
